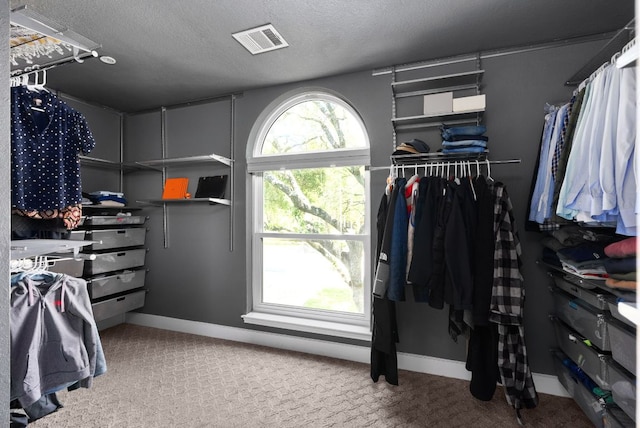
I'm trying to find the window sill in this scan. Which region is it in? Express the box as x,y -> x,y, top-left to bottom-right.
241,312 -> 371,342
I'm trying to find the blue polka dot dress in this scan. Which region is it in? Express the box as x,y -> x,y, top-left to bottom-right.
11,86 -> 96,211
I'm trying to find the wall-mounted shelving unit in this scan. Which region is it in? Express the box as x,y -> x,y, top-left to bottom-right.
80,150 -> 234,249
389,55 -> 484,147
134,153 -> 233,207
79,94 -> 236,252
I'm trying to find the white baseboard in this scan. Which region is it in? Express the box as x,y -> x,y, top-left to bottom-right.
125,312 -> 569,397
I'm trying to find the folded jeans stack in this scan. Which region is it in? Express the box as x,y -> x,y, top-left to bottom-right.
441,125 -> 488,154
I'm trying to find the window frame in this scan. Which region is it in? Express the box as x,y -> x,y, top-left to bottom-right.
244,88 -> 372,339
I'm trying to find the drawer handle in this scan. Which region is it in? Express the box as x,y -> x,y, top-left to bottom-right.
116,252 -> 126,257
117,230 -> 126,234
116,297 -> 126,302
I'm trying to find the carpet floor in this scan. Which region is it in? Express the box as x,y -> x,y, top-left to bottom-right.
27,324 -> 592,427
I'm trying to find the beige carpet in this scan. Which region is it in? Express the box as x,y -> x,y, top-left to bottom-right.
27,324 -> 591,428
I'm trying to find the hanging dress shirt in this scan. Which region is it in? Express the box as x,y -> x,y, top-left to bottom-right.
584,65 -> 616,221
596,65 -> 621,219
613,66 -> 637,236
556,77 -> 596,220
558,65 -> 610,219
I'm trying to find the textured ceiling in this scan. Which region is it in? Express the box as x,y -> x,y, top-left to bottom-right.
9,0 -> 635,112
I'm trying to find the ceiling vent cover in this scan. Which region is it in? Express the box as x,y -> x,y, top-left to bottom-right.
232,24 -> 289,55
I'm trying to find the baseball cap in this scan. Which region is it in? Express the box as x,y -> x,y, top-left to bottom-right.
392,139 -> 430,155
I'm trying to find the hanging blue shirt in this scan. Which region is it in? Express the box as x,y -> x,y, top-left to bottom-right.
11,86 -> 95,211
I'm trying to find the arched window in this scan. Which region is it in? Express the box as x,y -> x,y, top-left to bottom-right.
244,89 -> 371,338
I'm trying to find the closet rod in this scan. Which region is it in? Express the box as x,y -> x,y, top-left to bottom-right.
10,50 -> 97,77
369,158 -> 521,172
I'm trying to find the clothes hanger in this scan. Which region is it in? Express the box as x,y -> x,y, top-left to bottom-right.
466,161 -> 477,200
27,70 -> 49,93
485,159 -> 494,182
611,52 -> 621,64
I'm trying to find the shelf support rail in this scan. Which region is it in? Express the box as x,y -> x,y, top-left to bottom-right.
161,107 -> 169,249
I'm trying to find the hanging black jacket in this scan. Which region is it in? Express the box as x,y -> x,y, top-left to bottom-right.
371,186 -> 399,385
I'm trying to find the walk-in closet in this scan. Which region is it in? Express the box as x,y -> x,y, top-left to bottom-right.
3,2 -> 637,426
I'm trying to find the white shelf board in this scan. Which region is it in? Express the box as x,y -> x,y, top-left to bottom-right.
11,239 -> 94,259
136,197 -> 231,206
618,302 -> 638,325
134,153 -> 232,168
616,40 -> 637,69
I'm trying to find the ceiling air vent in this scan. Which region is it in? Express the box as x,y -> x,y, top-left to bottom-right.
232,24 -> 289,55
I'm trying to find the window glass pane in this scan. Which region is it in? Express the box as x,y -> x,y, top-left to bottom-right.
263,166 -> 365,235
262,238 -> 364,313
261,99 -> 366,155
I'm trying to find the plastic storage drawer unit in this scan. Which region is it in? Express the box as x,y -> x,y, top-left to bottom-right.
552,316 -> 613,390
49,258 -> 85,277
84,215 -> 147,227
552,274 -> 610,310
84,248 -> 146,276
607,300 -> 636,328
87,269 -> 147,300
552,349 -> 606,428
608,320 -> 636,376
86,228 -> 146,251
603,405 -> 635,427
608,361 -> 636,422
91,290 -> 146,322
551,286 -> 611,352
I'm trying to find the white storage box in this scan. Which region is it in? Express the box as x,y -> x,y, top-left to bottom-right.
423,92 -> 453,115
452,94 -> 486,112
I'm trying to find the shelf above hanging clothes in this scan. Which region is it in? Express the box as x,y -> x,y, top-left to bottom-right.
616,38 -> 637,69
10,5 -> 101,75
10,239 -> 96,260
565,19 -> 634,86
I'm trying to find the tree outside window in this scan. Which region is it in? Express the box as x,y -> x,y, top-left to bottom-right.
250,91 -> 370,325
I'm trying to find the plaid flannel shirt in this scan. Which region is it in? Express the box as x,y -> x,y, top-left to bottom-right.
490,184 -> 539,415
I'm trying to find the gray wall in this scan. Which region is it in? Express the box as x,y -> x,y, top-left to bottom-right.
97,38 -> 605,375
60,95 -> 123,193
1,0 -> 11,421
